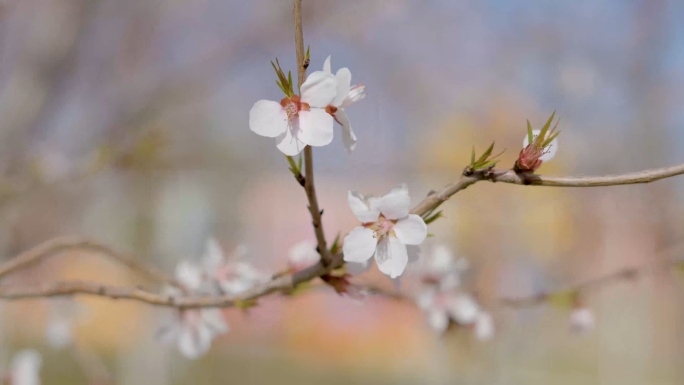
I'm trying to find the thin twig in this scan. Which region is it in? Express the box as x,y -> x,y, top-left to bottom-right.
411,163 -> 684,216
0,237 -> 180,288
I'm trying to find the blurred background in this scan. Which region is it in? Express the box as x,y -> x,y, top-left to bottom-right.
0,0 -> 683,383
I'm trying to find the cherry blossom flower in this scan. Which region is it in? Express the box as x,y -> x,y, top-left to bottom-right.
249,71 -> 338,155
200,239 -> 267,296
8,350 -> 41,385
569,307 -> 595,334
322,55 -> 366,152
343,185 -> 427,279
416,288 -> 480,334
45,298 -> 86,349
415,244 -> 469,290
157,261 -> 228,359
287,240 -> 319,272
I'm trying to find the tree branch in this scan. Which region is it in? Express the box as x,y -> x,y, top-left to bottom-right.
411,163 -> 684,216
0,237 -> 180,288
293,0 -> 332,266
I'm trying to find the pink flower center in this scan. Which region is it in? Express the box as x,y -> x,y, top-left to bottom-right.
368,215 -> 395,238
280,95 -> 310,120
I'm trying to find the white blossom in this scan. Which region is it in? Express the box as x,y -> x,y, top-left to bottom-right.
343,185 -> 427,279
416,288 -> 480,334
9,350 -> 41,385
569,307 -> 595,334
249,71 -> 338,155
157,261 -> 228,359
522,129 -> 558,161
287,240 -> 319,272
200,239 -> 267,296
415,244 -> 469,289
322,55 -> 366,152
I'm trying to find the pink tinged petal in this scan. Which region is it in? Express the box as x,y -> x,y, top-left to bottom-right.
332,68 -> 352,107
323,55 -> 332,74
298,109 -> 334,146
249,100 -> 288,138
300,71 -> 337,108
377,184 -> 411,220
346,259 -> 372,275
275,125 -> 306,155
341,84 -> 366,108
343,227 -> 377,263
336,109 -> 357,152
447,293 -> 480,325
347,191 -> 380,223
428,309 -> 449,334
375,236 -> 408,279
393,214 -> 428,245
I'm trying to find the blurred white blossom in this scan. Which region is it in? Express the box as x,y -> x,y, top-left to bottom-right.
343,185 -> 427,278
45,298 -> 86,349
287,240 -> 319,272
200,239 -> 267,296
569,307 -> 595,334
9,350 -> 41,385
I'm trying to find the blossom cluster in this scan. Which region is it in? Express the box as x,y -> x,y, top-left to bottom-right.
157,239 -> 267,358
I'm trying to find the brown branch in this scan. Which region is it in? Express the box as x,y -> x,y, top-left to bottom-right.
411,163 -> 684,217
0,254 -> 345,308
292,0 -> 332,266
0,237 -> 180,288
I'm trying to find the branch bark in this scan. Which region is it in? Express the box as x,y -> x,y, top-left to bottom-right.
293,0 -> 332,266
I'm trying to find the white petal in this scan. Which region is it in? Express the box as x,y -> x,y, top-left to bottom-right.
341,84 -> 366,108
156,317 -> 182,344
300,71 -> 337,108
475,312 -> 494,340
175,261 -> 203,291
569,308 -> 595,334
347,191 -> 380,223
275,125 -> 306,155
201,309 -> 229,335
346,259 -> 372,276
336,109 -> 357,152
288,240 -> 319,269
177,325 -> 212,359
201,238 -> 225,272
415,288 -> 436,310
447,293 -> 480,325
393,215 -> 427,245
375,236 -> 408,279
332,68 -> 352,107
11,350 -> 42,385
377,184 -> 410,220
249,100 -> 288,138
323,55 -> 332,74
298,109 -> 334,147
343,227 -> 377,263
428,309 -> 449,334
522,129 -> 558,162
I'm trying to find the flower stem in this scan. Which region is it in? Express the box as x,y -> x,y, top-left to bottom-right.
293,0 -> 332,266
